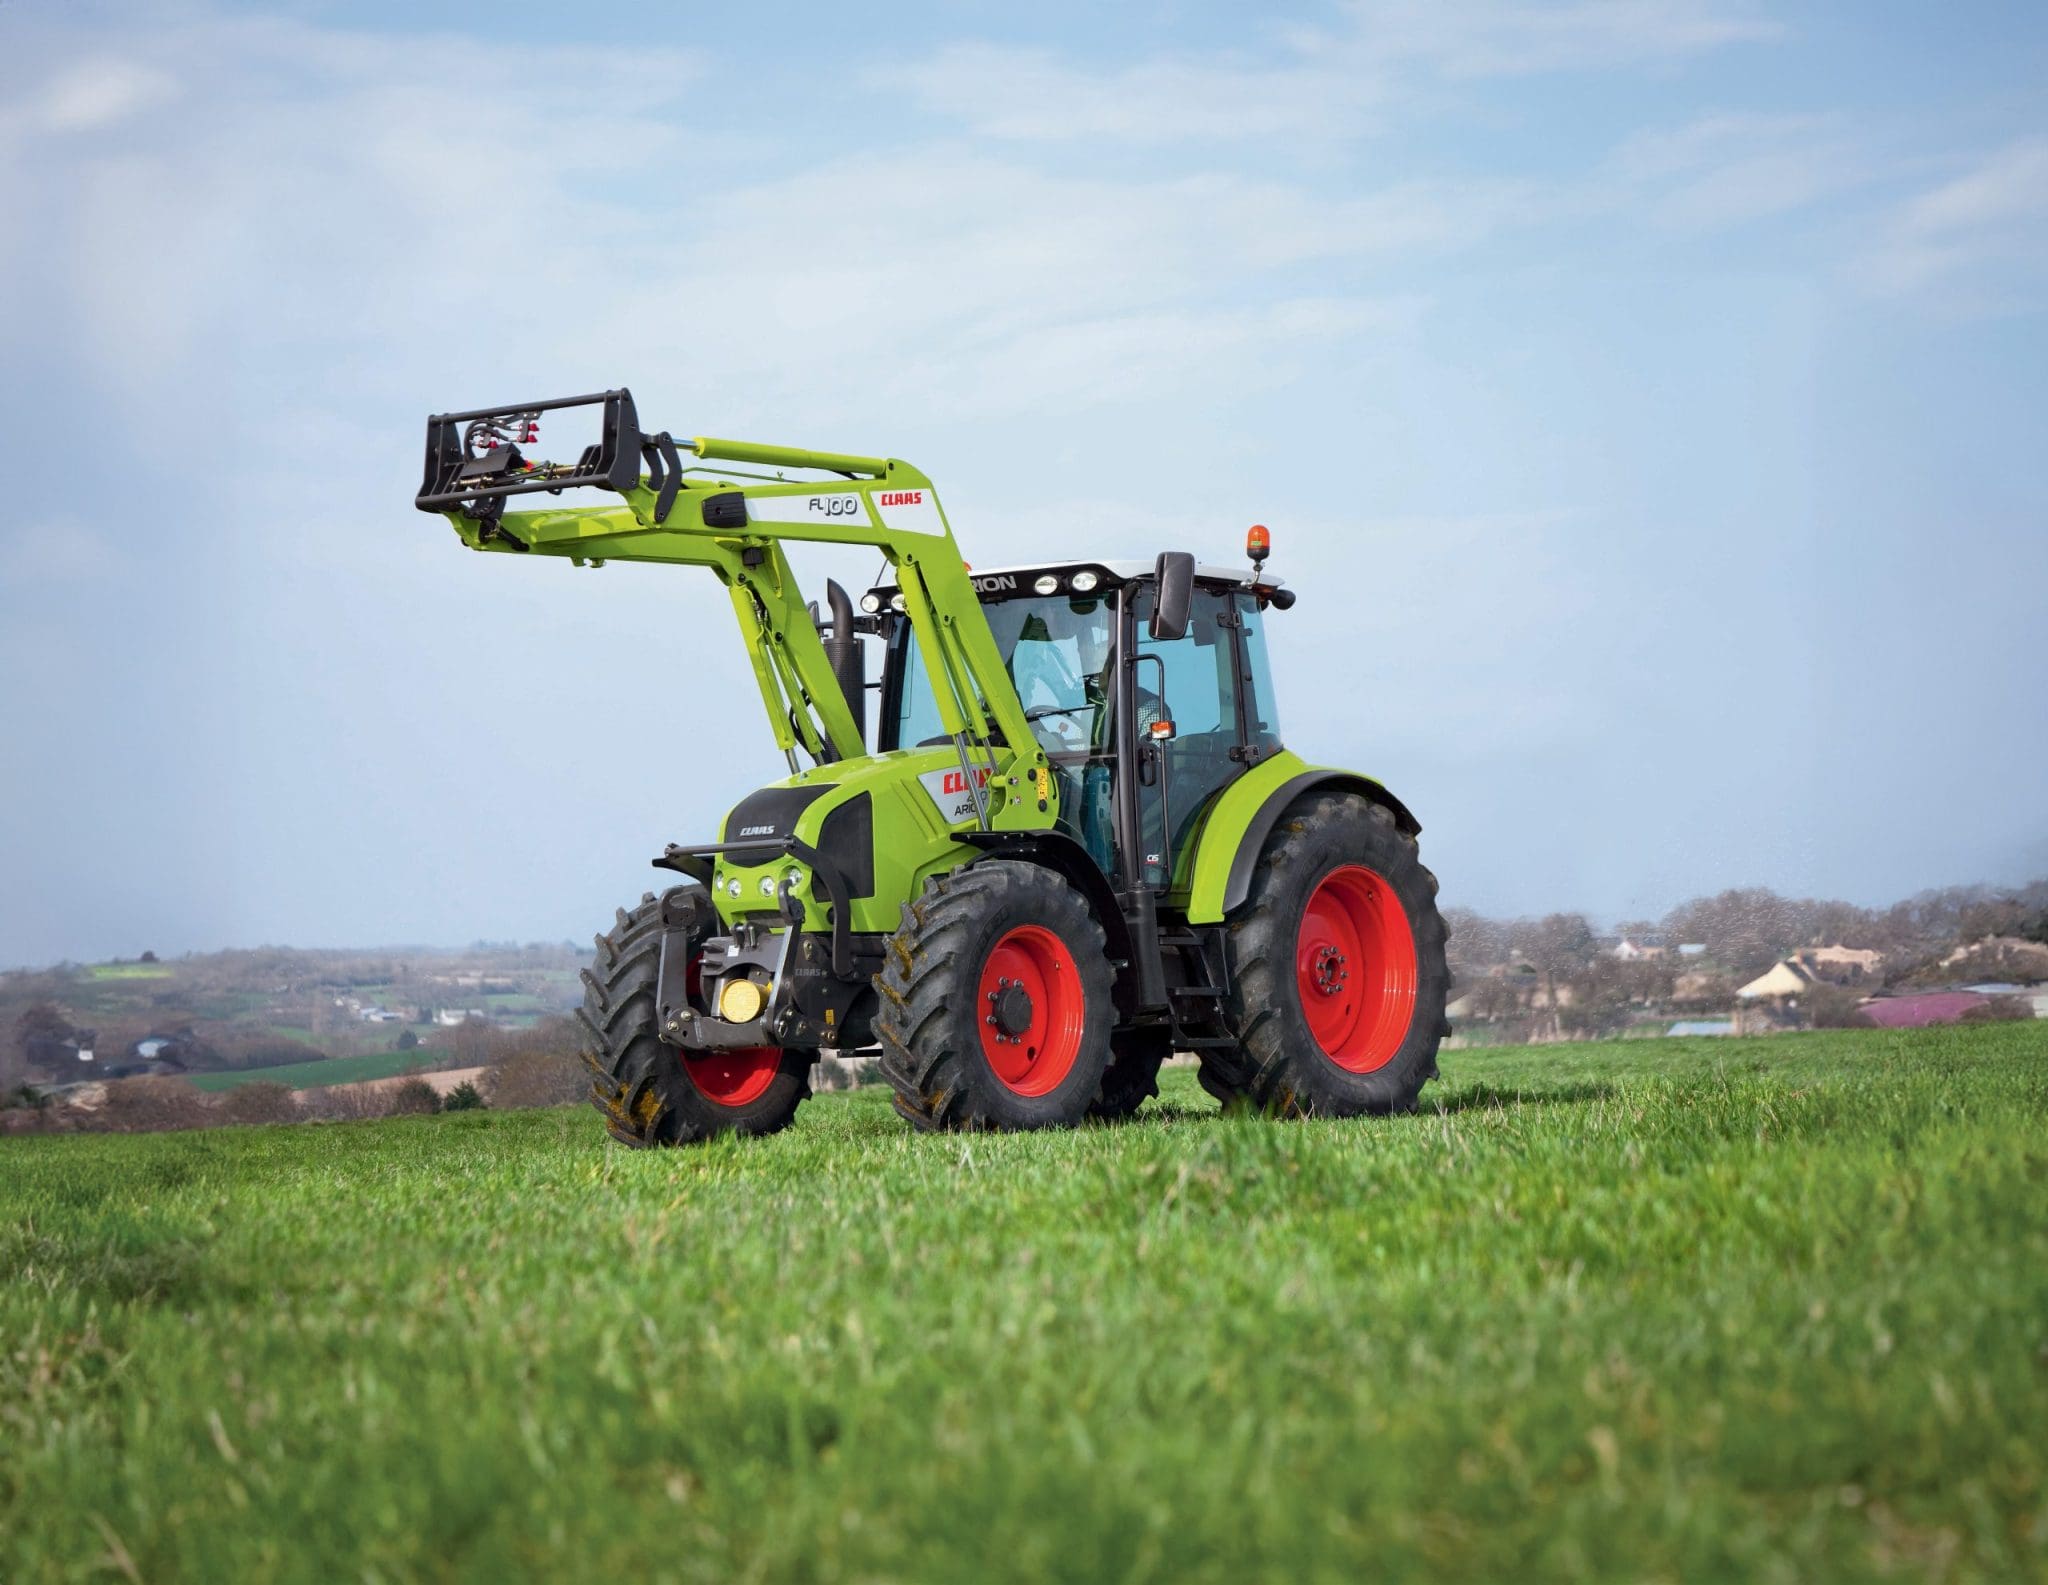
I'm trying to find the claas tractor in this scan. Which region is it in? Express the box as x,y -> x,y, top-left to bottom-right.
416,389 -> 1449,1144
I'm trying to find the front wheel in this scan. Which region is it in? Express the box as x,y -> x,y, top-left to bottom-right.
1201,793 -> 1449,1117
580,892 -> 812,1147
877,861 -> 1115,1131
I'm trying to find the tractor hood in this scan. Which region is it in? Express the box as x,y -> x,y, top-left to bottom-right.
709,748 -> 994,934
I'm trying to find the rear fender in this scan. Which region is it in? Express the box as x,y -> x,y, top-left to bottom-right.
1185,753 -> 1419,924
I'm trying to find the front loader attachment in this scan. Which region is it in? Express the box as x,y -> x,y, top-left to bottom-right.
415,388 -> 684,525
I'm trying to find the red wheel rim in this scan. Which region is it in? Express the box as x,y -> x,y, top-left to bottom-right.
976,924 -> 1085,1096
675,955 -> 781,1107
682,1047 -> 781,1108
1295,865 -> 1419,1073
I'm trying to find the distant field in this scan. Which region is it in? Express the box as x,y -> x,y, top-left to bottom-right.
83,962 -> 173,981
186,1048 -> 441,1092
4,1024 -> 2044,1582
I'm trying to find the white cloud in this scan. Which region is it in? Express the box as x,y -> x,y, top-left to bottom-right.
0,13 -> 1507,461
1613,113 -> 1864,230
1863,137 -> 2048,300
1333,0 -> 1781,79
873,43 -> 1366,146
877,1 -> 1777,147
34,58 -> 179,132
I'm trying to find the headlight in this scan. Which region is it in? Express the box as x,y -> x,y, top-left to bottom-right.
889,592 -> 907,613
1070,569 -> 1099,593
1033,573 -> 1060,595
859,591 -> 881,614
725,878 -> 742,898
786,866 -> 806,892
758,874 -> 778,898
718,977 -> 765,1023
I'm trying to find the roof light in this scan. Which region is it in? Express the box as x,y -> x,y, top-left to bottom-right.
858,591 -> 881,614
1033,574 -> 1060,595
1070,569 -> 1100,593
1247,525 -> 1270,565
889,592 -> 907,613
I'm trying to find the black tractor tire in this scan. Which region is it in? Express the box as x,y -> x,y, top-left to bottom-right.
1091,1026 -> 1169,1121
878,861 -> 1115,1132
580,891 -> 812,1147
1201,792 -> 1449,1117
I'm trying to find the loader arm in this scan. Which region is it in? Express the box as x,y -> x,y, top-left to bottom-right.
416,390 -> 1052,827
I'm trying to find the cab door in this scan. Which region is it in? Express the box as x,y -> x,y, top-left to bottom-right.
1123,585 -> 1248,891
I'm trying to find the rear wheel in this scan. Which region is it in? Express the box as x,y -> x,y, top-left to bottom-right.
580,891 -> 811,1147
1202,793 -> 1448,1116
878,862 -> 1114,1131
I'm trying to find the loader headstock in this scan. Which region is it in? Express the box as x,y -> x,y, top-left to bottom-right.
414,387 -> 683,523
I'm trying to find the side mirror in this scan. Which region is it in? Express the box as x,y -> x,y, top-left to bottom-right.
1150,551 -> 1195,642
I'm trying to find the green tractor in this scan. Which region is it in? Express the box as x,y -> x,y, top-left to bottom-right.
417,389 -> 1449,1143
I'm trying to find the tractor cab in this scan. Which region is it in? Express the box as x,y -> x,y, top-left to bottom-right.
867,557 -> 1290,898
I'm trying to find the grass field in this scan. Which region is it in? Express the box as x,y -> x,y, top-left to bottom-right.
4,1024 -> 2044,1582
186,1048 -> 439,1093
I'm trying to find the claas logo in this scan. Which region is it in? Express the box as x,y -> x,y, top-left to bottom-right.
877,490 -> 925,507
941,768 -> 993,795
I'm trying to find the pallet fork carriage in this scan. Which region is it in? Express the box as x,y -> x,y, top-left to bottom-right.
417,387 -> 1449,1143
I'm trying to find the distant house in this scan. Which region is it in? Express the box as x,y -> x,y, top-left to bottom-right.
434,1008 -> 488,1027
105,1035 -> 193,1079
1737,960 -> 1815,1001
1667,1019 -> 1735,1037
1612,938 -> 1668,962
25,1029 -> 97,1067
1796,945 -> 1884,984
1738,945 -> 1885,1001
1942,936 -> 2048,982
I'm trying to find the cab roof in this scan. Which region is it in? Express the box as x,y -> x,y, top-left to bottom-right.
969,558 -> 1282,588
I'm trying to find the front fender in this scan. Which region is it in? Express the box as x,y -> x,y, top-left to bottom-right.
1184,752 -> 1420,924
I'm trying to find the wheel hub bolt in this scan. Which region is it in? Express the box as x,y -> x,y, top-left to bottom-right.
1311,945 -> 1349,996
987,977 -> 1035,1042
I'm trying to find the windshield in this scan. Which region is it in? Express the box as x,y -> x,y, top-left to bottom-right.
892,591 -> 1116,756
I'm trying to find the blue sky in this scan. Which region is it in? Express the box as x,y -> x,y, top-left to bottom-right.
1,0 -> 2044,965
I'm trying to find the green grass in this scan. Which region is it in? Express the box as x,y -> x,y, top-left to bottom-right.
83,963 -> 173,981
187,1048 -> 435,1092
4,1024 -> 2045,1583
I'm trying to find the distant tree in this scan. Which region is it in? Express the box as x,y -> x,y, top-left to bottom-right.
301,1084 -> 384,1123
485,1035 -> 586,1110
16,1002 -> 72,1051
216,1082 -> 303,1126
385,1078 -> 442,1117
1804,985 -> 1873,1029
1511,914 -> 1597,1033
395,1029 -> 419,1051
1957,897 -> 2032,943
1442,908 -> 1511,978
1960,996 -> 2036,1024
139,950 -> 158,963
1663,889 -> 1803,978
442,1080 -> 486,1112
95,1078 -> 213,1134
